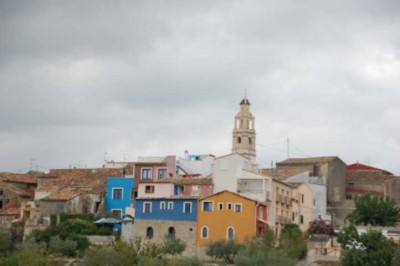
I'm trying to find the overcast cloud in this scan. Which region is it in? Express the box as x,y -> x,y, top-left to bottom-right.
0,0 -> 399,174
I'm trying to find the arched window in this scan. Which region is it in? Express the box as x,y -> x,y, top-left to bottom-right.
227,227 -> 235,240
168,226 -> 175,237
237,137 -> 241,144
201,226 -> 208,239
146,227 -> 153,239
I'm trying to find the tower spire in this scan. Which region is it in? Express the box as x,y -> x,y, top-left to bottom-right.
232,96 -> 256,161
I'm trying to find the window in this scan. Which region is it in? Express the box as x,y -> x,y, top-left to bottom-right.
201,226 -> 208,239
203,201 -> 213,211
160,201 -> 166,210
218,203 -> 224,211
145,185 -> 155,194
0,201 -> 2,209
168,227 -> 175,236
167,201 -> 174,210
183,202 -> 192,213
234,203 -> 242,212
143,202 -> 152,213
146,227 -> 154,239
192,185 -> 199,195
112,188 -> 123,200
141,168 -> 152,179
227,203 -> 232,210
0,190 -> 3,195
301,194 -> 304,203
111,209 -> 122,218
300,215 -> 304,224
237,137 -> 241,144
157,168 -> 167,179
249,137 -> 252,144
227,227 -> 235,240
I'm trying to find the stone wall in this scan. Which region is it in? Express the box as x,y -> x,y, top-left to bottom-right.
133,219 -> 197,256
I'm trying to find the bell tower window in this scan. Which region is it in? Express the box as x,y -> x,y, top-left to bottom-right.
237,137 -> 241,144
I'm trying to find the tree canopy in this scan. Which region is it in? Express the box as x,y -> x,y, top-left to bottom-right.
337,225 -> 397,266
347,193 -> 400,226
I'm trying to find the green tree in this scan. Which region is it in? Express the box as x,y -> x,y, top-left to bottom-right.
280,224 -> 308,260
338,225 -> 397,266
163,234 -> 186,257
347,193 -> 400,226
205,240 -> 245,263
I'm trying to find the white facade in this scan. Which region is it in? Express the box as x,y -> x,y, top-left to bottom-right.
285,171 -> 329,220
177,155 -> 214,176
212,153 -> 271,203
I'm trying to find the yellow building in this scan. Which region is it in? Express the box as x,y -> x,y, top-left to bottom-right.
197,190 -> 267,253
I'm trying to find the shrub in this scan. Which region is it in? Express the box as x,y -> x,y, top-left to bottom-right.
84,246 -> 119,266
167,256 -> 201,266
280,224 -> 308,260
163,234 -> 186,257
49,235 -> 78,257
0,247 -> 48,266
234,249 -> 296,266
205,240 -> 245,263
31,226 -> 58,247
67,234 -> 89,253
0,228 -> 12,254
84,241 -> 138,266
137,256 -> 165,266
59,218 -> 96,238
60,213 -> 95,223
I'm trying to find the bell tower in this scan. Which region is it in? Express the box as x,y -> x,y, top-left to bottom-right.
232,97 -> 256,161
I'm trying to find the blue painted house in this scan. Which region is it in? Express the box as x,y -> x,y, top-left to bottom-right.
106,177 -> 135,219
133,197 -> 199,255
135,198 -> 197,221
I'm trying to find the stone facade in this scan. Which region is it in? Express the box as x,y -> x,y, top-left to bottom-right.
133,219 -> 197,256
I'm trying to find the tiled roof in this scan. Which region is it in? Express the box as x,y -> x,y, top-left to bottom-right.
41,187 -> 92,201
0,180 -> 31,197
37,168 -> 123,193
0,172 -> 37,184
278,156 -> 340,164
346,163 -> 393,175
200,190 -> 259,203
346,171 -> 398,184
0,198 -> 20,216
261,168 -> 310,179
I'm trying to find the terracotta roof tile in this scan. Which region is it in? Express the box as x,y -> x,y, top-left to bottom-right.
0,198 -> 20,216
346,163 -> 393,175
346,171 -> 398,184
0,180 -> 31,197
0,172 -> 37,184
278,156 -> 341,164
261,168 -> 310,179
41,187 -> 92,201
37,168 -> 123,193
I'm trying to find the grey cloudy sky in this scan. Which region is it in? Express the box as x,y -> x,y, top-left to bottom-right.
0,0 -> 399,174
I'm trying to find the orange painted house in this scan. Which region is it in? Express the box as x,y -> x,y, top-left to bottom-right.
197,190 -> 267,248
